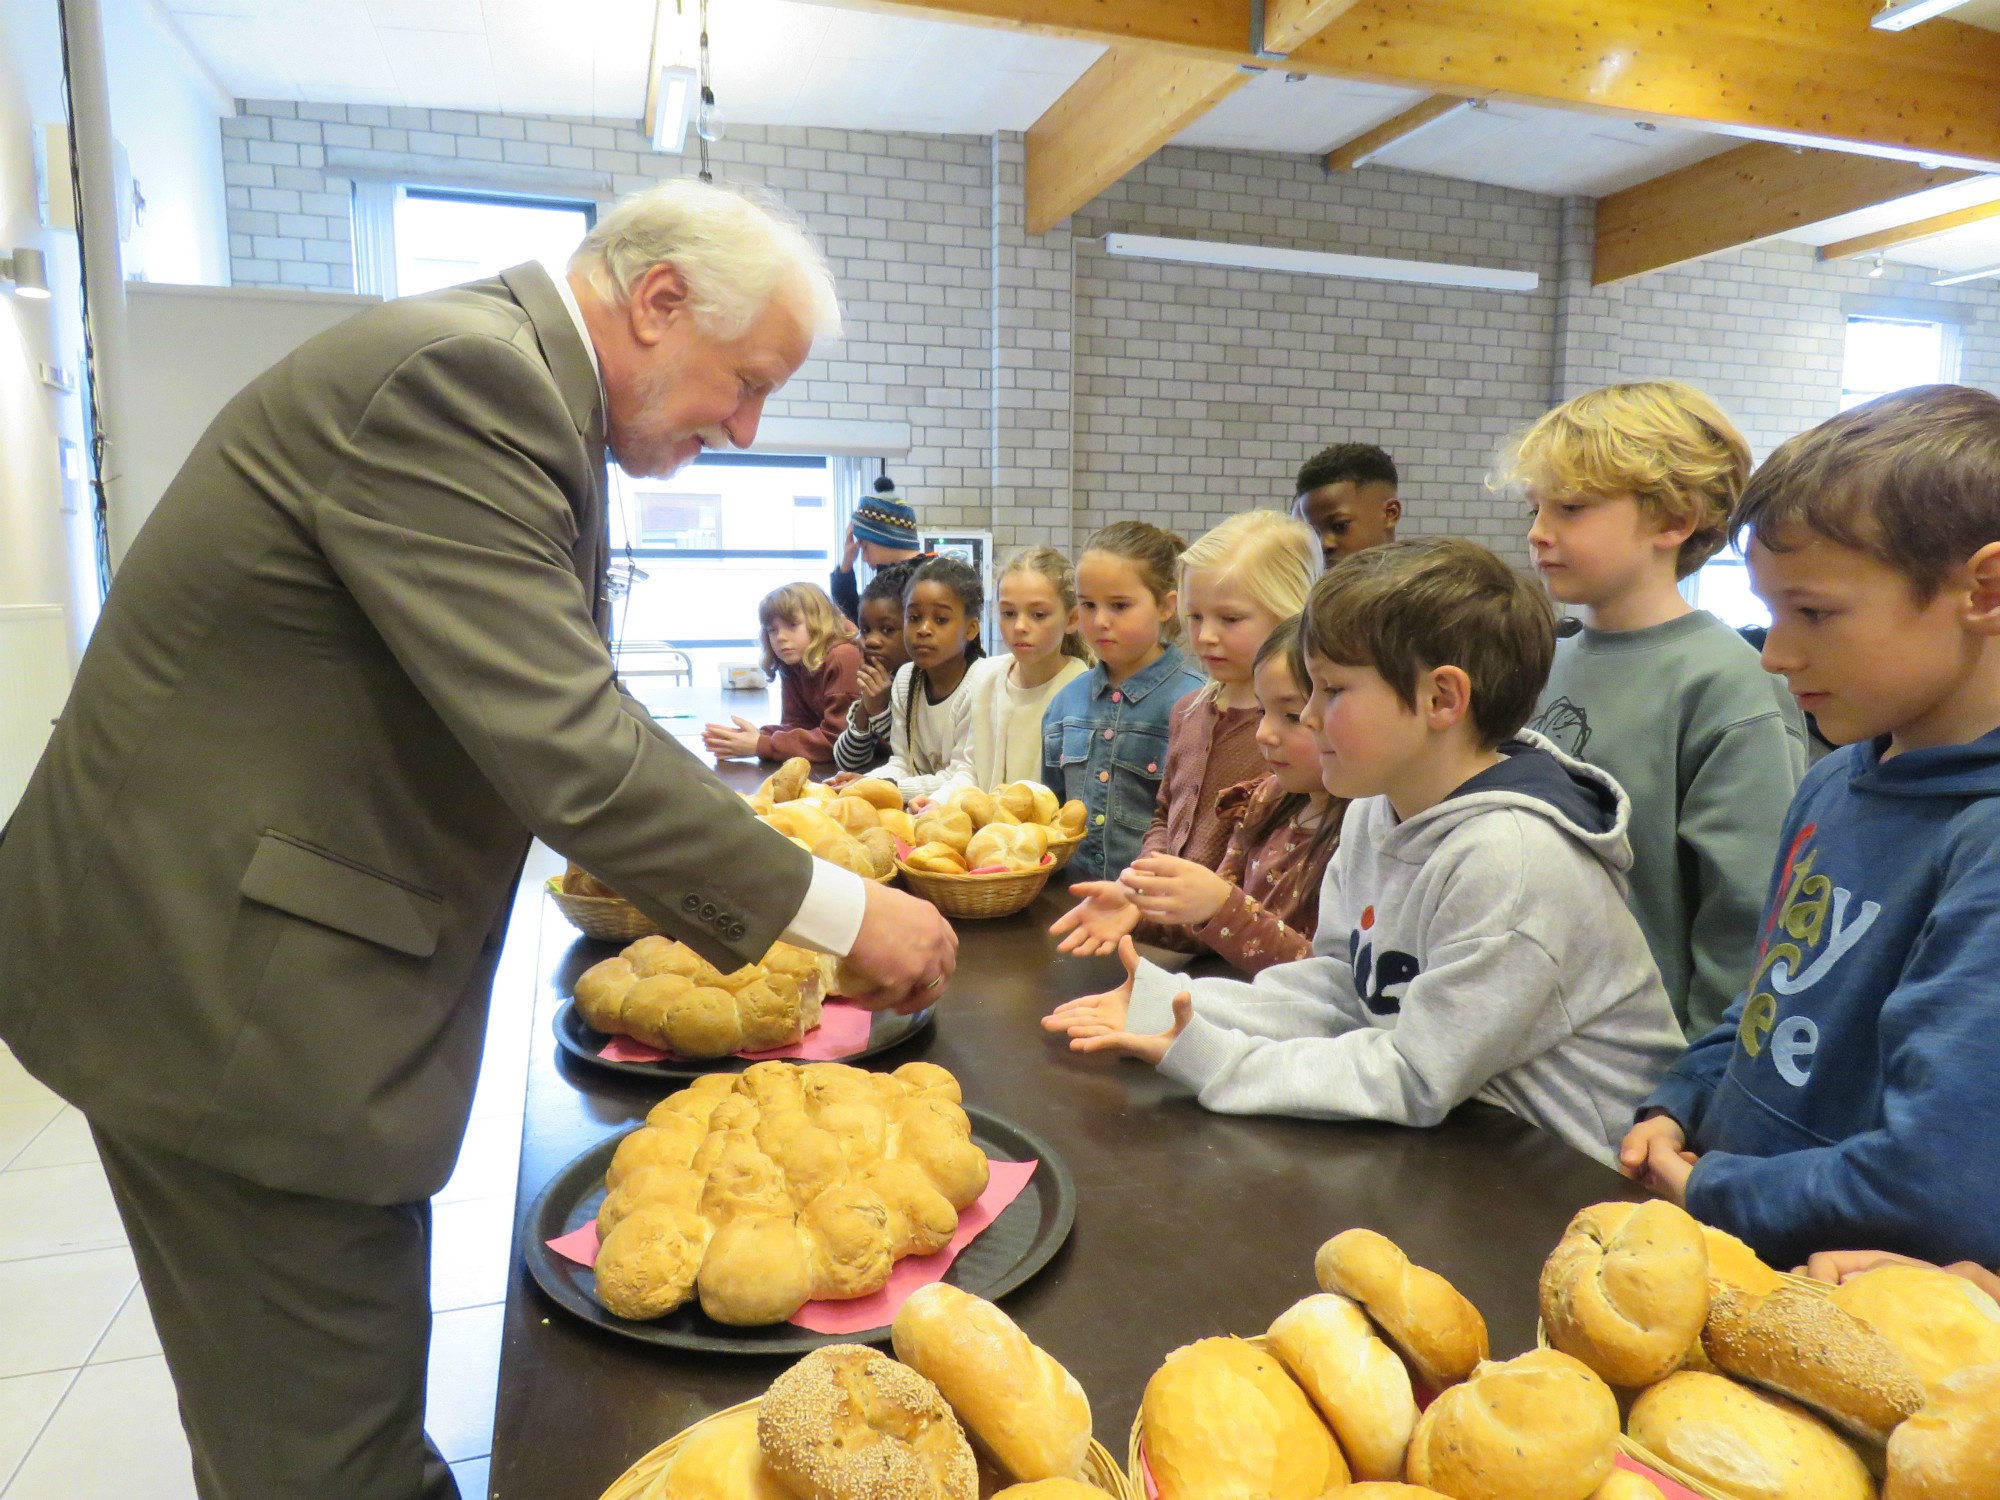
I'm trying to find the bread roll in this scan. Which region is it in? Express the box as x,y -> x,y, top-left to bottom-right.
890,1283 -> 1092,1483
1342,1489 -> 1453,1500
755,757 -> 811,804
1828,1263 -> 2000,1392
1404,1349 -> 1618,1500
697,1213 -> 814,1326
1702,1225 -> 1785,1298
1266,1293 -> 1418,1481
880,808 -> 918,844
593,1201 -> 709,1320
659,1405 -> 790,1499
763,800 -> 839,844
573,956 -> 637,1032
1702,1283 -> 1925,1445
562,862 -> 620,897
992,782 -> 1040,823
1627,1370 -> 1874,1500
947,787 -> 1010,828
757,1344 -> 977,1500
1541,1201 -> 1709,1387
1054,799 -> 1087,836
847,778 -> 905,811
965,823 -> 1050,871
990,1484 -> 1101,1500
855,826 -> 900,879
904,842 -> 969,874
1314,1228 -> 1489,1390
1141,1336 -> 1347,1499
1884,1361 -> 2000,1500
826,795 -> 882,834
628,936 -> 726,985
914,808 -> 974,853
1592,1474 -> 1666,1500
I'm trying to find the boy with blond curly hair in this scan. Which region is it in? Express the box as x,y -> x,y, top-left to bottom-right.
1505,381 -> 1807,1036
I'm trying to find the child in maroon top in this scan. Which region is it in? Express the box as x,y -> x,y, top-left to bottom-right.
1121,621 -> 1344,971
1052,512 -> 1321,959
701,581 -> 861,765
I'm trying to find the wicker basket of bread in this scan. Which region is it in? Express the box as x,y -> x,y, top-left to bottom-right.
596,1285 -> 1137,1500
1534,1200 -> 2000,1500
548,865 -> 662,943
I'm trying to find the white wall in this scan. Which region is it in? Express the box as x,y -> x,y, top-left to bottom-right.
0,0 -> 229,660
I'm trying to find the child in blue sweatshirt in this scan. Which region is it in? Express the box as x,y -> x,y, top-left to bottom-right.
1623,384 -> 2000,1270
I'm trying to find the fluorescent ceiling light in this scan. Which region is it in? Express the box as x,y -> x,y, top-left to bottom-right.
649,65 -> 696,154
1870,0 -> 1976,29
1931,262 -> 2000,286
1100,233 -> 1539,293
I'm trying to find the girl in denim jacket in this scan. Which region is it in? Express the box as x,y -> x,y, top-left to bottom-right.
1041,522 -> 1205,882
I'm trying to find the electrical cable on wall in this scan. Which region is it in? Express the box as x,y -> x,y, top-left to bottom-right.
55,0 -> 113,603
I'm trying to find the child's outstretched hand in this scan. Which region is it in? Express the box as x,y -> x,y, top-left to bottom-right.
1049,881 -> 1141,955
1122,854 -> 1232,927
1619,1111 -> 1697,1204
702,717 -> 762,759
1040,936 -> 1191,1064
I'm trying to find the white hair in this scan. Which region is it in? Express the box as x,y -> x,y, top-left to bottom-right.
571,178 -> 842,341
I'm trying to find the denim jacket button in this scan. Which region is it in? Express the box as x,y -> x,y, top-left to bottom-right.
1094,812 -> 1105,825
1111,690 -> 1122,702
1147,762 -> 1158,773
1101,728 -> 1113,741
1097,770 -> 1109,783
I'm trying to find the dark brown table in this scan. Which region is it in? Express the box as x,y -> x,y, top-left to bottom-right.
487,764 -> 1645,1499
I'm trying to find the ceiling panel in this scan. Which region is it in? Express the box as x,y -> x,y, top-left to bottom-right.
376,26 -> 501,113
1173,71 -> 1424,154
1365,101 -> 1742,197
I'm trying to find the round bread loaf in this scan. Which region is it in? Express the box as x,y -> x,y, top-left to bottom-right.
1314,1228 -> 1489,1391
757,1344 -> 977,1500
965,822 -> 1050,871
1540,1201 -> 1709,1388
1828,1263 -> 2000,1393
593,1201 -> 709,1321
1884,1360 -> 2000,1500
1701,1283 -> 1926,1445
989,1483 -> 1102,1500
660,1405 -> 791,1499
1627,1370 -> 1873,1500
1342,1488 -> 1452,1500
1702,1225 -> 1785,1298
1141,1336 -> 1348,1499
846,778 -> 906,811
913,808 -> 973,853
1266,1293 -> 1418,1481
889,1283 -> 1092,1483
1403,1349 -> 1618,1500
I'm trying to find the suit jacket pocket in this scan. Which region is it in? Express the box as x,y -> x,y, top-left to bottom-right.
239,831 -> 445,959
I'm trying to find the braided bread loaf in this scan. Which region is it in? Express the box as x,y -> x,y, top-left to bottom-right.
573,936 -> 829,1059
592,1060 -> 991,1326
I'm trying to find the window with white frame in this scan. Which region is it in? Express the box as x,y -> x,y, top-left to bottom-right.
350,184 -> 594,300
1839,315 -> 1951,411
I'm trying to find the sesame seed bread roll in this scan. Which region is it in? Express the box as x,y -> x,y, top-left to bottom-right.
1701,1283 -> 1926,1446
1265,1293 -> 1418,1481
889,1284 -> 1092,1484
1626,1370 -> 1874,1500
989,1482 -> 1102,1500
1404,1349 -> 1619,1500
1884,1361 -> 2000,1500
1701,1225 -> 1786,1299
1540,1202 -> 1710,1388
1314,1228 -> 1489,1391
1827,1263 -> 2000,1393
756,1344 -> 976,1500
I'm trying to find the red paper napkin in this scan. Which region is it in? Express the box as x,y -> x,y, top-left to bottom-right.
545,1158 -> 1040,1333
596,1000 -> 875,1064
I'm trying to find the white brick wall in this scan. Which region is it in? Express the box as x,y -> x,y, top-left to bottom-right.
224,100 -> 2000,566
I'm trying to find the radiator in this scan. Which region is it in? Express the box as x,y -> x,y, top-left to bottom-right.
0,606 -> 72,821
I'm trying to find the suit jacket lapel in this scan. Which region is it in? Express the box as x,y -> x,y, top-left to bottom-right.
499,261 -> 614,641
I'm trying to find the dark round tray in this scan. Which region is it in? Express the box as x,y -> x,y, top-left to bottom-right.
552,998 -> 935,1081
521,1103 -> 1076,1356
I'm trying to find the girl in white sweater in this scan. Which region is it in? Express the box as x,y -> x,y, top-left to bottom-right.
873,556 -> 986,802
940,546 -> 1091,798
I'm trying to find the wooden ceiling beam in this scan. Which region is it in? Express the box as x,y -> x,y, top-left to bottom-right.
1324,94 -> 1471,171
1594,142 -> 1975,285
1260,0 -> 1362,55
1817,195 -> 2000,261
823,0 -> 2000,169
1024,44 -> 1250,234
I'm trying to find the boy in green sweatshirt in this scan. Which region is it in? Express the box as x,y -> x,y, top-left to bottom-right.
1506,381 -> 1807,1037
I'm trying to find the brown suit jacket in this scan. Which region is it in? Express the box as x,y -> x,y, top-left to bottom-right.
0,262 -> 812,1202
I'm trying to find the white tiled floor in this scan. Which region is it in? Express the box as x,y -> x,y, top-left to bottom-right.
0,843 -> 559,1500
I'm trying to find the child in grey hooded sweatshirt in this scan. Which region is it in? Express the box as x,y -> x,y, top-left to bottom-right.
1046,539 -> 1685,1168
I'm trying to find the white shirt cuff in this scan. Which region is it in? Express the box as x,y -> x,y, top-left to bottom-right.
778,858 -> 867,956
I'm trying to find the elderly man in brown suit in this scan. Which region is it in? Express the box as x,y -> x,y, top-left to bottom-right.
0,180 -> 956,1499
